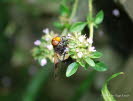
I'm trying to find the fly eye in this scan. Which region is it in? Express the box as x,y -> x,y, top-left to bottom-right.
52,40 -> 60,46
51,36 -> 61,46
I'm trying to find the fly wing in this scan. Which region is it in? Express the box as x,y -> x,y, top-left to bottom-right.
54,53 -> 62,79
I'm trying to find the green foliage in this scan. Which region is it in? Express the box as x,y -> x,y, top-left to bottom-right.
70,71 -> 96,101
53,22 -> 64,29
70,22 -> 87,32
89,51 -> 103,58
66,62 -> 79,77
60,4 -> 70,16
92,61 -> 108,71
94,10 -> 104,25
23,61 -> 53,101
84,57 -> 95,67
77,59 -> 86,68
101,72 -> 124,101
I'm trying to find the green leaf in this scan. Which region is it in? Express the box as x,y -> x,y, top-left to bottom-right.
89,51 -> 103,59
84,63 -> 90,70
93,61 -> 108,71
84,57 -> 95,67
66,62 -> 79,77
94,10 -> 104,25
70,22 -> 87,32
78,60 -> 86,68
60,4 -> 70,16
53,22 -> 63,29
101,72 -> 124,101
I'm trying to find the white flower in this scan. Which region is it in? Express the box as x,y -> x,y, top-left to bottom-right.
77,52 -> 83,58
76,49 -> 79,52
46,45 -> 53,50
68,33 -> 71,36
78,36 -> 85,42
87,38 -> 93,44
45,37 -> 50,41
40,58 -> 47,66
34,40 -> 41,46
77,32 -> 81,35
89,46 -> 96,52
43,28 -> 49,34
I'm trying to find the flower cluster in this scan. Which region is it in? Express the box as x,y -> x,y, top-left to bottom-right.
32,28 -> 55,66
68,32 -> 95,57
67,32 -> 100,69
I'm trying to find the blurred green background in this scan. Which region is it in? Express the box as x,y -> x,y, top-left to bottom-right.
0,0 -> 133,101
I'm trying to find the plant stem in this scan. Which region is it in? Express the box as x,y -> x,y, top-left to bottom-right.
69,0 -> 79,24
89,0 -> 93,18
88,0 -> 94,48
62,0 -> 79,35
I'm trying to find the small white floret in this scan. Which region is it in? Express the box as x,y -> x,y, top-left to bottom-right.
40,58 -> 47,66
34,40 -> 41,46
43,28 -> 49,34
77,52 -> 83,58
45,37 -> 50,41
78,36 -> 85,42
46,45 -> 53,50
87,38 -> 93,44
89,46 -> 96,52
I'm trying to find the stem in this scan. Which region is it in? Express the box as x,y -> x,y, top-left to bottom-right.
88,0 -> 94,48
69,0 -> 79,24
62,0 -> 79,35
89,0 -> 93,18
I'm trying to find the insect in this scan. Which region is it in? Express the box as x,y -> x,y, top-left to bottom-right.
51,36 -> 70,78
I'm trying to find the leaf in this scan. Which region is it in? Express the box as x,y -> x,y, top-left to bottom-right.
84,57 -> 95,67
94,10 -> 104,25
93,61 -> 108,71
60,4 -> 70,16
84,63 -> 90,70
70,22 -> 87,32
53,22 -> 63,29
89,51 -> 103,59
66,62 -> 79,77
78,62 -> 85,68
101,72 -> 124,101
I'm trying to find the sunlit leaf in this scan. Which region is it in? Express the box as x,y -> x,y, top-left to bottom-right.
70,22 -> 87,32
94,10 -> 104,25
101,72 -> 124,101
89,51 -> 103,59
66,62 -> 79,77
93,61 -> 108,71
84,57 -> 95,67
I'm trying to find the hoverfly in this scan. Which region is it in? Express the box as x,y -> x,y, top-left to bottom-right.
51,36 -> 71,79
